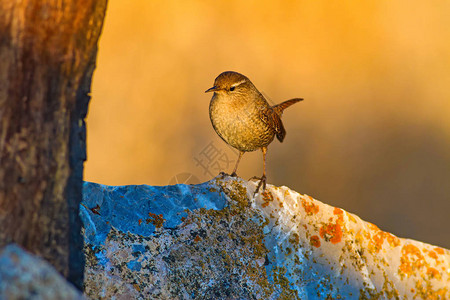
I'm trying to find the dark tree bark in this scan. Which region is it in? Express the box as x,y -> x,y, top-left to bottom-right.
0,0 -> 108,289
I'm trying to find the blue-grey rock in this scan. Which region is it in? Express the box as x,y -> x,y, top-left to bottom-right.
82,175 -> 450,299
0,244 -> 84,300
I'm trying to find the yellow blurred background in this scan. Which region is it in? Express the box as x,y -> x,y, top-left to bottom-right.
86,1 -> 450,247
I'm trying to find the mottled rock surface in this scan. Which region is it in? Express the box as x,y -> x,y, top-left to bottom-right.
0,244 -> 84,300
82,175 -> 450,299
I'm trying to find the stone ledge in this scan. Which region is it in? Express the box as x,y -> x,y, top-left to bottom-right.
82,175 -> 450,299
0,245 -> 85,300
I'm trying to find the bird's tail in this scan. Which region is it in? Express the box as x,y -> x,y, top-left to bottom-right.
273,98 -> 303,116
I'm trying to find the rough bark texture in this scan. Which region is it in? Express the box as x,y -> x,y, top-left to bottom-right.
0,0 -> 108,289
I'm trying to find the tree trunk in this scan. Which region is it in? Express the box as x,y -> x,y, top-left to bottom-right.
0,0 -> 108,289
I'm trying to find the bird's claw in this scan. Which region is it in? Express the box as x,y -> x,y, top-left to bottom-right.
219,171 -> 240,179
251,175 -> 267,195
218,171 -> 229,178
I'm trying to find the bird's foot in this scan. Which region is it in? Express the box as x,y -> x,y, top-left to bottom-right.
249,175 -> 267,195
218,171 -> 239,178
218,171 -> 229,178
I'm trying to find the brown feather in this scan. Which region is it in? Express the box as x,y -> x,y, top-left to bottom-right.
272,98 -> 303,116
260,106 -> 286,142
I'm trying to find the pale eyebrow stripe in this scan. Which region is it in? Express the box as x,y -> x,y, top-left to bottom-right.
231,79 -> 247,87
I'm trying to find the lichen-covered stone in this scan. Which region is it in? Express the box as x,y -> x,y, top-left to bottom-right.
82,175 -> 450,299
0,244 -> 85,300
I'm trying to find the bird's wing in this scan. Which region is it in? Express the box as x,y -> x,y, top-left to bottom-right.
260,106 -> 286,142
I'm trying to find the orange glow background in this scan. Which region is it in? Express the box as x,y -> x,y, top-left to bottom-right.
86,1 -> 450,247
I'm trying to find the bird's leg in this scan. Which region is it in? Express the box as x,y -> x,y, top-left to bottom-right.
252,147 -> 267,195
231,151 -> 244,177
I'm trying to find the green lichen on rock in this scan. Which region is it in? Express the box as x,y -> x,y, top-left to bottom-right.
83,177 -> 306,299
82,177 -> 450,299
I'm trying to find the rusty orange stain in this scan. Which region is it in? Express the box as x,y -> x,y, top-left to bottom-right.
301,198 -> 319,216
146,212 -> 165,228
310,235 -> 321,248
333,207 -> 345,226
333,207 -> 343,215
385,232 -> 401,248
194,235 -> 202,243
367,222 -> 380,231
426,267 -> 441,280
320,222 -> 342,244
369,231 -> 385,253
355,231 -> 364,244
428,250 -> 438,260
434,247 -> 445,255
368,229 -> 400,254
399,244 -> 426,278
138,219 -> 142,225
261,190 -> 274,208
345,211 -> 357,223
262,190 -> 274,202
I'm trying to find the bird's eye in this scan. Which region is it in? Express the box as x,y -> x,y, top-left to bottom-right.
230,86 -> 235,91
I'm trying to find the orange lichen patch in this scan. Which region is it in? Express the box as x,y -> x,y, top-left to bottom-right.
366,222 -> 380,231
262,190 -> 273,202
319,222 -> 343,244
333,207 -> 343,216
146,212 -> 165,228
301,197 -> 319,216
434,247 -> 445,255
138,219 -> 142,225
398,244 -> 426,279
345,211 -> 357,223
354,231 -> 364,245
333,207 -> 345,226
194,235 -> 202,243
369,231 -> 385,253
414,279 -> 448,299
261,190 -> 274,208
385,232 -> 400,248
426,267 -> 441,280
368,230 -> 400,254
357,228 -> 371,241
310,235 -> 321,248
261,201 -> 270,208
428,250 -> 438,260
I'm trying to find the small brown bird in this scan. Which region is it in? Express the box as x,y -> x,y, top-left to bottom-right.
206,71 -> 302,193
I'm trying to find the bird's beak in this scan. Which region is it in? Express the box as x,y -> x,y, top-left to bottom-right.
205,86 -> 219,93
